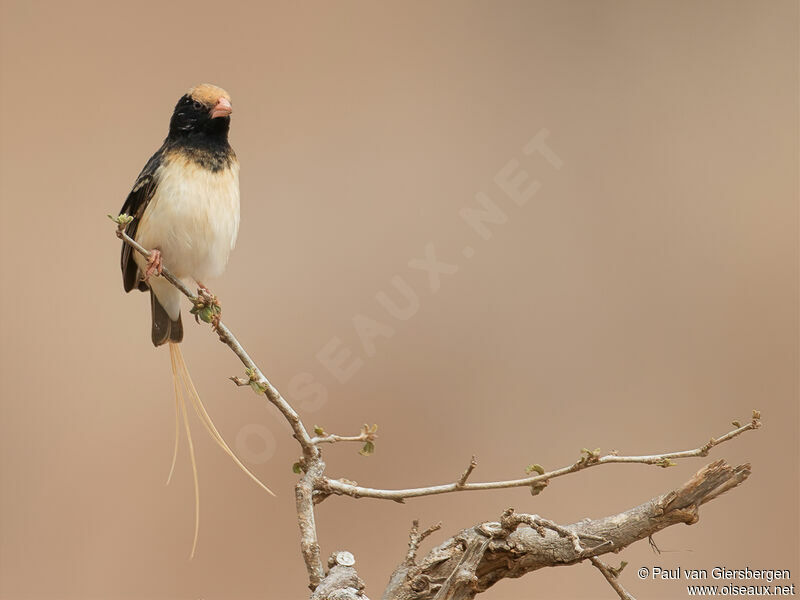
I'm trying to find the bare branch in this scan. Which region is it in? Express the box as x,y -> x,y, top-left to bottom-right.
406,520 -> 443,565
323,417 -> 760,502
311,424 -> 378,446
457,456 -> 478,488
499,508 -> 607,555
312,433 -> 369,445
590,557 -> 636,600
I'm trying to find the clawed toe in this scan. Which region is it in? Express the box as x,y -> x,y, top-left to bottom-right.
145,249 -> 163,280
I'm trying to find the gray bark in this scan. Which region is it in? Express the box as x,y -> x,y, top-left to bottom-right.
377,460 -> 747,600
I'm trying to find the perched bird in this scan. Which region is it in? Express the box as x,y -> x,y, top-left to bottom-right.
118,84 -> 273,557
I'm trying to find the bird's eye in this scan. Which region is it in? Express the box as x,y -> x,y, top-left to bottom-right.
192,100 -> 203,110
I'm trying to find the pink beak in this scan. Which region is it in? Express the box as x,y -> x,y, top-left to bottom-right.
210,97 -> 232,119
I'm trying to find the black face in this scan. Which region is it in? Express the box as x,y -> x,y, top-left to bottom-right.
167,94 -> 230,140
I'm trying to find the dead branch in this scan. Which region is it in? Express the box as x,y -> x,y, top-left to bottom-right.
590,557 -> 636,600
381,460 -> 750,600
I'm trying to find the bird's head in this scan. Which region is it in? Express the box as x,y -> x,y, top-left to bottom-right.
168,83 -> 233,139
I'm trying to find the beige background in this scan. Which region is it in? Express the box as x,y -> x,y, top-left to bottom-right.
0,1 -> 797,599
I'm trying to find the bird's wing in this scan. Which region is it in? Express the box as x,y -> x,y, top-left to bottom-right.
120,148 -> 164,292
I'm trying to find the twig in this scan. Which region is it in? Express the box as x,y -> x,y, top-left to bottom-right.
456,456 -> 478,488
590,557 -> 636,600
311,427 -> 377,446
313,434 -> 368,444
406,520 -> 442,565
499,509 -> 607,555
323,417 -> 760,502
214,321 -> 316,456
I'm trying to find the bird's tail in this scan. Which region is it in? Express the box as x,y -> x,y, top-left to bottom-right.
151,289 -> 183,346
167,342 -> 275,559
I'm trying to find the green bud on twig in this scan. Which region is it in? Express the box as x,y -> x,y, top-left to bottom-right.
241,368 -> 266,395
190,300 -> 221,324
108,213 -> 134,227
609,561 -> 628,577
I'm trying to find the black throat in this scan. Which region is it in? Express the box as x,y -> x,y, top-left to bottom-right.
166,126 -> 234,172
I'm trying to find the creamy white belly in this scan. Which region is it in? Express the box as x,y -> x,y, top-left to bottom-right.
135,156 -> 240,319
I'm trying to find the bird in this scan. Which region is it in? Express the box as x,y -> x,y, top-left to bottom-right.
118,83 -> 273,558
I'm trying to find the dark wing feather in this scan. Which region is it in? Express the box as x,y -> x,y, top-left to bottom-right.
119,147 -> 165,292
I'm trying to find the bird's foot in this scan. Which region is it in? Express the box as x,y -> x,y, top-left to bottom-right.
144,249 -> 163,280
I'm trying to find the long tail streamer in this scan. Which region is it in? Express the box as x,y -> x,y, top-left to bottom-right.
168,342 -> 274,558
